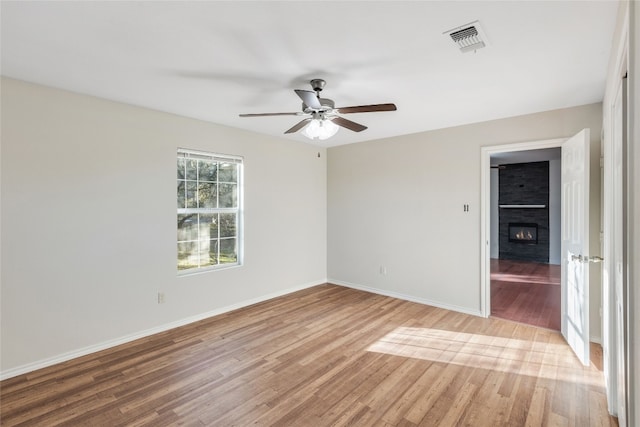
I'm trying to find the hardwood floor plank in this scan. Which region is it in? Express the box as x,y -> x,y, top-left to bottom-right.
403,362 -> 465,425
435,381 -> 478,427
330,401 -> 372,427
491,259 -> 561,330
360,359 -> 425,422
524,386 -> 549,427
0,284 -> 617,426
380,362 -> 442,425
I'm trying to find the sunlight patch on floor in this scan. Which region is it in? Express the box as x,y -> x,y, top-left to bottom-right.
366,327 -> 601,386
490,272 -> 560,285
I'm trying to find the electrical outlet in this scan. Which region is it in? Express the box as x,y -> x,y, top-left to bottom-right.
379,265 -> 387,275
158,292 -> 165,304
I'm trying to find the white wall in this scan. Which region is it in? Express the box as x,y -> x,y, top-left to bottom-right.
0,78 -> 327,377
327,104 -> 603,332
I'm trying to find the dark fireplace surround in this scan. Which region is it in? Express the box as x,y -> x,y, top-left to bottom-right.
499,161 -> 549,263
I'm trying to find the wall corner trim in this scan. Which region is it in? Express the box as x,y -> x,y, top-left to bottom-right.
328,279 -> 483,317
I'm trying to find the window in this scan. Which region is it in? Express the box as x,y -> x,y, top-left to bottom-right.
177,149 -> 243,273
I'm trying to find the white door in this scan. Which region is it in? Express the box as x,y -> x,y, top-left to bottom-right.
561,128 -> 591,366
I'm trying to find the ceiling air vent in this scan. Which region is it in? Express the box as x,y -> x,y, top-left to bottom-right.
444,21 -> 488,53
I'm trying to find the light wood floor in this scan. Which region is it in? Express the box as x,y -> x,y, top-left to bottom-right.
491,259 -> 561,331
1,284 -> 616,426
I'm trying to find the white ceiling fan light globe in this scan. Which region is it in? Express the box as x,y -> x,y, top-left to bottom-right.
302,119 -> 320,139
303,118 -> 339,140
318,119 -> 339,140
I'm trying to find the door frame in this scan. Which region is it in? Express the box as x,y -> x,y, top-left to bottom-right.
602,5 -> 629,421
480,138 -> 566,318
604,75 -> 628,422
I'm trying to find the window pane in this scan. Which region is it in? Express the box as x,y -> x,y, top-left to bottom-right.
197,214 -> 216,242
198,160 -> 217,182
199,239 -> 218,267
218,163 -> 237,183
199,213 -> 218,240
198,182 -> 217,208
186,182 -> 198,208
218,183 -> 237,208
177,158 -> 186,179
219,238 -> 237,264
177,214 -> 198,241
177,181 -> 186,209
219,213 -> 236,238
178,241 -> 199,270
186,159 -> 198,180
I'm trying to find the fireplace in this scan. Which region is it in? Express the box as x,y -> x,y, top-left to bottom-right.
508,223 -> 538,244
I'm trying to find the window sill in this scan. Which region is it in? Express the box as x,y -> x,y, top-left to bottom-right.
177,263 -> 242,277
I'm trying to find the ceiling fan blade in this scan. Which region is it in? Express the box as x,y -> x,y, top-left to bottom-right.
294,89 -> 322,109
336,103 -> 397,114
330,116 -> 368,132
239,112 -> 299,117
284,118 -> 312,134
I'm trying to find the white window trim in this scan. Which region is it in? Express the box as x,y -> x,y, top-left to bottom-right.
177,148 -> 244,276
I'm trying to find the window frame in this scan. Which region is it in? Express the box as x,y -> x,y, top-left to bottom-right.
177,148 -> 244,275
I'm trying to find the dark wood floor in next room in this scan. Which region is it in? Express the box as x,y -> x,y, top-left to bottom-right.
491,259 -> 561,331
1,284 -> 615,426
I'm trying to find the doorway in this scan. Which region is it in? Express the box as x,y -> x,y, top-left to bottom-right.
489,148 -> 561,330
480,130 -> 593,366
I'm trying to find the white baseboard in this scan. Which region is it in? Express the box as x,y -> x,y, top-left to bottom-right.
0,279 -> 325,381
329,279 -> 483,317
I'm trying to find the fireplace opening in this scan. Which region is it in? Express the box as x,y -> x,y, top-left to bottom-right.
509,223 -> 538,244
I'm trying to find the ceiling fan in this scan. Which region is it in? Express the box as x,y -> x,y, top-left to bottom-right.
239,79 -> 397,140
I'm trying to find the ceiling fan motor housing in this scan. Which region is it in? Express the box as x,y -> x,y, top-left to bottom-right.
302,98 -> 334,113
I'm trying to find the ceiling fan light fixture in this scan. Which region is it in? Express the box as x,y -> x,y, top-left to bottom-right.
239,79 -> 394,138
302,118 -> 339,140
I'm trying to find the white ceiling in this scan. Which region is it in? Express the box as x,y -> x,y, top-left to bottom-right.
0,1 -> 619,147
